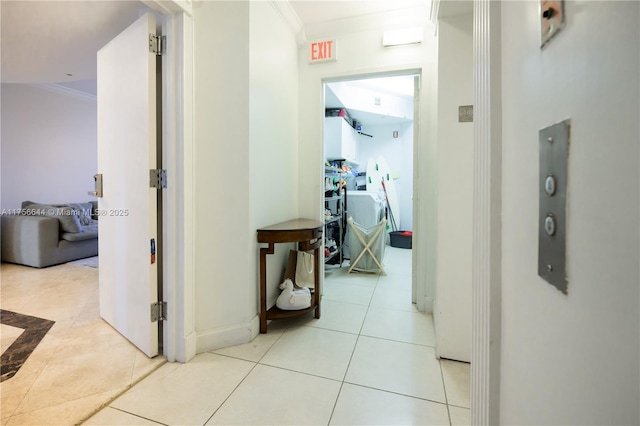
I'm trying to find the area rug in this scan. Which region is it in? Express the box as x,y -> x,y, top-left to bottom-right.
67,256 -> 98,268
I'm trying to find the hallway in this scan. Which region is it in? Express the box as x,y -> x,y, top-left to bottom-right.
85,247 -> 470,425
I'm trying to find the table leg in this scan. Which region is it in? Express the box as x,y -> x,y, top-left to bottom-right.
314,246 -> 321,319
259,244 -> 274,333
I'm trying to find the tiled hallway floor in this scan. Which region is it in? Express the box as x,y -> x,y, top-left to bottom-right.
85,247 -> 471,425
0,262 -> 166,425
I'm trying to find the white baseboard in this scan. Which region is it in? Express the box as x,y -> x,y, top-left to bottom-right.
195,315 -> 260,353
184,332 -> 197,362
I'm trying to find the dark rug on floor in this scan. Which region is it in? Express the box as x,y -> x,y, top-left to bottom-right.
0,310 -> 55,382
66,256 -> 98,268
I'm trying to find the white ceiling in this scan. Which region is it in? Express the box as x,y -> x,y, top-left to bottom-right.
326,76 -> 417,126
289,0 -> 427,26
1,0 -> 430,126
1,1 -> 149,84
0,0 -> 431,91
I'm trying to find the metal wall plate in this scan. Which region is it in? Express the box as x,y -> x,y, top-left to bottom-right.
541,0 -> 565,48
538,119 -> 570,293
458,105 -> 473,122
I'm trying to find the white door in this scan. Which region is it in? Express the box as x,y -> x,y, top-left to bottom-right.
97,12 -> 159,357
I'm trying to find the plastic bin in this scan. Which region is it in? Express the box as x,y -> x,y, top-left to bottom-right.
389,231 -> 412,249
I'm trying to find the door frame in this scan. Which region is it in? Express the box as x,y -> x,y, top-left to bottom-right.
320,68 -> 427,314
141,0 -> 194,363
471,0 -> 502,423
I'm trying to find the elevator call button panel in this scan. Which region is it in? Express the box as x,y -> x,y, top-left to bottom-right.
538,119 -> 570,294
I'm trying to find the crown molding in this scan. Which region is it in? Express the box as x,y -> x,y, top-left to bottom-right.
269,1 -> 306,45
430,0 -> 440,35
28,83 -> 96,103
430,0 -> 440,25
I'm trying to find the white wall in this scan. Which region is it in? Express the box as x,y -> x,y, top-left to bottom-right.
298,15 -> 438,312
193,1 -> 250,350
192,1 -> 299,352
249,1 -> 300,311
434,14 -> 473,362
354,122 -> 414,231
500,2 -> 639,424
0,84 -> 97,210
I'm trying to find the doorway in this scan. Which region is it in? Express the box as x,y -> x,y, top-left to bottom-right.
0,2 -> 189,421
322,73 -> 418,302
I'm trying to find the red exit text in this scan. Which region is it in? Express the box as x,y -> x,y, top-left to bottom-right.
310,39 -> 336,63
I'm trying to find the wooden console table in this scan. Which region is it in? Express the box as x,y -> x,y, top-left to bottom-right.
257,218 -> 323,333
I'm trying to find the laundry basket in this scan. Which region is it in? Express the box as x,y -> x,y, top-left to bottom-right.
347,217 -> 387,275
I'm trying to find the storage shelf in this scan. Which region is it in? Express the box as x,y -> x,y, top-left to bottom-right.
324,166 -> 342,174
327,157 -> 360,168
257,219 -> 323,333
324,183 -> 344,266
324,195 -> 343,202
266,293 -> 317,320
324,216 -> 341,225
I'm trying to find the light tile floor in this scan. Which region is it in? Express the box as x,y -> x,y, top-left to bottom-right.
0,262 -> 165,426
85,247 -> 471,425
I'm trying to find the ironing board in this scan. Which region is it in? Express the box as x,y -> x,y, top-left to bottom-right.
347,216 -> 387,275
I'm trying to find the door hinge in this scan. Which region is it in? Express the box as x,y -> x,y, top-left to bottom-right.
149,34 -> 166,56
150,169 -> 167,189
151,301 -> 167,322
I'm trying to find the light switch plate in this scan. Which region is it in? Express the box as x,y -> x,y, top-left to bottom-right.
538,119 -> 570,294
541,0 -> 565,48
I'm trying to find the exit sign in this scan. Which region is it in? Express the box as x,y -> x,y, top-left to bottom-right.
309,39 -> 337,64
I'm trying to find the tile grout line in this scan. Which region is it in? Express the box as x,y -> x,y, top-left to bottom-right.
332,250 -> 452,423
326,267 -> 382,425
366,304 -> 423,315
326,381 -> 346,426
357,332 -> 436,348
3,332 -> 62,423
341,380 -> 450,407
77,358 -> 169,425
438,358 -> 453,426
203,322 -> 292,425
449,402 -> 472,410
252,362 -> 345,384
202,360 -> 260,425
103,407 -> 169,426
